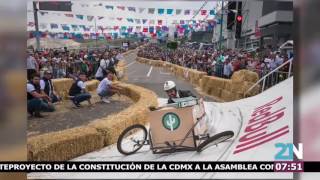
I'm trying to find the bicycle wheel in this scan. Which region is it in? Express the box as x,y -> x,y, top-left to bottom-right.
117,124 -> 148,155
197,131 -> 234,152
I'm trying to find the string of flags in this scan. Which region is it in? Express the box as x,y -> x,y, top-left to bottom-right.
32,7 -> 215,17
28,2 -> 218,39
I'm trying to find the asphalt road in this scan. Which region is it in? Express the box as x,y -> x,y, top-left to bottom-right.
123,50 -> 214,101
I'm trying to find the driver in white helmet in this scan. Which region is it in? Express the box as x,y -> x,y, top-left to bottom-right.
164,80 -> 196,104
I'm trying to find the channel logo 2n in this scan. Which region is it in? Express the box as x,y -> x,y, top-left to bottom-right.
162,112 -> 181,131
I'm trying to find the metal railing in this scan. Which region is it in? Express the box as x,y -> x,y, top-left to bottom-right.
244,58 -> 293,97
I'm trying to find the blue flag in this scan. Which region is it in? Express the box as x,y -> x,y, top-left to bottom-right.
167,9 -> 173,15
210,10 -> 215,15
105,5 -> 114,10
61,24 -> 70,31
158,9 -> 164,14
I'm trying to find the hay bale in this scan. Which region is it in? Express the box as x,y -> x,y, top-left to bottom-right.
231,70 -> 246,83
52,78 -> 73,99
243,82 -> 261,96
220,89 -> 235,102
230,82 -> 245,94
244,71 -> 259,83
207,76 -> 227,89
224,81 -> 233,91
209,87 -> 222,98
28,127 -> 104,161
85,80 -> 99,91
231,70 -> 259,83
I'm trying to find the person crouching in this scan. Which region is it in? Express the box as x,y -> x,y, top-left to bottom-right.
96,71 -> 122,103
68,72 -> 92,107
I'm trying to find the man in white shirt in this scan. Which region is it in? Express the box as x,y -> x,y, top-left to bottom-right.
97,72 -> 122,103
95,53 -> 111,81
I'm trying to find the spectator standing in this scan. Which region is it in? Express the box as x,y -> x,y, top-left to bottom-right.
27,52 -> 39,80
223,59 -> 233,79
95,52 -> 111,81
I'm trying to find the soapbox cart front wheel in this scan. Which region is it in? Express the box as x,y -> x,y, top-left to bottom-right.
197,131 -> 234,152
117,124 -> 148,155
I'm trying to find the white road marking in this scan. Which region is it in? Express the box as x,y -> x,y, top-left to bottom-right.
125,61 -> 136,68
147,66 -> 153,77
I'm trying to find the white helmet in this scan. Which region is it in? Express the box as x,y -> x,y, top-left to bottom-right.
164,81 -> 176,91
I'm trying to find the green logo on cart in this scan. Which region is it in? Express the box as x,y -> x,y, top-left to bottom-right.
162,112 -> 180,131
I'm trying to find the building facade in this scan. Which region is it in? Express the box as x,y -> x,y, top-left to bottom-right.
212,0 -> 293,51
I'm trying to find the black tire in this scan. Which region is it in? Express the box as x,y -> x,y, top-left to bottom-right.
197,131 -> 234,152
117,124 -> 148,155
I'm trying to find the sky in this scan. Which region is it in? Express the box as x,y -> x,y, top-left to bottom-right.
27,0 -> 218,33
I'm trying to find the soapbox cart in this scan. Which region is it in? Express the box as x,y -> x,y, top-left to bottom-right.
117,97 -> 234,155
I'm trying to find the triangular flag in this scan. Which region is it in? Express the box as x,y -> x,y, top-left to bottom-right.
50,23 -> 58,29
98,16 -> 104,20
65,13 -> 73,18
158,9 -> 164,15
139,8 -> 145,13
143,27 -> 148,32
76,15 -> 84,20
28,22 -> 35,27
116,17 -> 123,21
142,19 -> 147,24
61,24 -> 70,31
87,15 -> 94,21
176,9 -> 182,15
149,20 -> 155,25
105,5 -> 114,10
148,8 -> 155,14
158,20 -> 162,25
167,9 -> 173,15
135,19 -> 141,24
201,10 -> 207,15
71,25 -> 79,31
128,7 -> 136,12
117,6 -> 125,11
127,18 -> 134,23
210,10 -> 215,15
184,10 -> 190,15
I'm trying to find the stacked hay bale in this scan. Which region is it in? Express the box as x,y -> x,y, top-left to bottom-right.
27,127 -> 104,161
200,76 -> 228,99
229,70 -> 260,98
52,78 -> 74,99
199,70 -> 259,102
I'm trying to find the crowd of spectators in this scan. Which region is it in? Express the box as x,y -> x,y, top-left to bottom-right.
137,43 -> 292,79
26,41 -> 142,118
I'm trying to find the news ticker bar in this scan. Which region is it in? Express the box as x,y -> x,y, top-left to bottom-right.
0,161 -> 319,172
